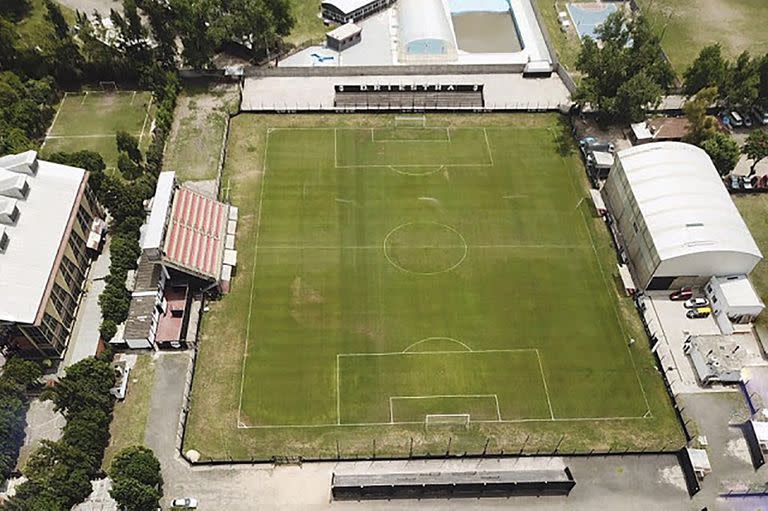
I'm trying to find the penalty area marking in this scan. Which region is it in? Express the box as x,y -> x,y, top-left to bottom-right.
370,127 -> 451,143
402,337 -> 472,353
389,165 -> 445,177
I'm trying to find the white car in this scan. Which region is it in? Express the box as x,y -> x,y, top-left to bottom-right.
683,297 -> 709,309
171,498 -> 198,509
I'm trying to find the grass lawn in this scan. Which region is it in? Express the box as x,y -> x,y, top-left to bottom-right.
735,195 -> 768,330
15,0 -> 75,50
637,0 -> 768,73
102,355 -> 156,470
184,113 -> 683,460
534,0 -> 584,72
40,91 -> 154,169
164,81 -> 239,182
285,0 -> 328,47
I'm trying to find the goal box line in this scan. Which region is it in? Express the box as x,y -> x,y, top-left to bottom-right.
389,394 -> 502,423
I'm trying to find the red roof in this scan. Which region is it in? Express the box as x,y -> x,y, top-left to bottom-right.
163,187 -> 227,279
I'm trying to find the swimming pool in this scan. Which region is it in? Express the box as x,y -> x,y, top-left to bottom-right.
448,0 -> 522,53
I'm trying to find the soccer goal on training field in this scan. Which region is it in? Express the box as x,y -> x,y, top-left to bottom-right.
425,414 -> 470,428
99,81 -> 118,92
394,115 -> 427,128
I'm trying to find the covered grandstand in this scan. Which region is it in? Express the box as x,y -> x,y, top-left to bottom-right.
397,0 -> 459,63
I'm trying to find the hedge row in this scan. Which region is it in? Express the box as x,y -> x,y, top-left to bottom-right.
0,358 -> 42,486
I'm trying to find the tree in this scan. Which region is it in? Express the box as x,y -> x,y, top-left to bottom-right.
99,320 -> 118,341
574,12 -> 674,123
110,477 -> 162,511
743,129 -> 768,174
701,132 -> 740,176
44,0 -> 69,39
683,86 -> 720,145
50,357 -> 116,418
118,151 -> 142,180
0,0 -> 31,20
683,44 -> 727,96
171,0 -> 218,68
116,130 -> 142,163
99,283 -> 131,324
47,150 -> 107,197
110,446 -> 163,489
17,440 -> 95,508
721,51 -> 760,108
109,446 -> 163,511
759,53 -> 768,103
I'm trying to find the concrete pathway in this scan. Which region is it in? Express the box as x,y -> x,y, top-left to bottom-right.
61,240 -> 111,371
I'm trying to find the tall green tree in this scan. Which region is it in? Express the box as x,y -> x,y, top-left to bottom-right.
758,53 -> 768,103
701,132 -> 740,176
721,51 -> 760,108
743,129 -> 768,174
574,12 -> 674,122
683,86 -> 719,145
109,446 -> 163,511
683,44 -> 727,96
49,357 -> 116,419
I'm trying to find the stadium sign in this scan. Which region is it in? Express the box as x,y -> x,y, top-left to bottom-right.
335,84 -> 483,93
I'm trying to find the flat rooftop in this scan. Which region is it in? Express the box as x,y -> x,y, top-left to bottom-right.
0,153 -> 86,324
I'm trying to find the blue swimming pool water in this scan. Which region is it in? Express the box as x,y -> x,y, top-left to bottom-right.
448,0 -> 510,14
567,2 -> 619,41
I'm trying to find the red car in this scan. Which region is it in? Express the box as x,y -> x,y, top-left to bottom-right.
669,287 -> 693,301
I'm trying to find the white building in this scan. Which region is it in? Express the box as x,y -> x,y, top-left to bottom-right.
705,275 -> 764,334
602,142 -> 762,290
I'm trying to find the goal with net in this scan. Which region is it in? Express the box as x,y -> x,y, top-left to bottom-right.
99,81 -> 118,92
425,414 -> 470,428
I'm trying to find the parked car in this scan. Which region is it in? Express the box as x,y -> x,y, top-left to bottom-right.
686,307 -> 712,319
743,112 -> 754,128
730,111 -> 744,127
753,105 -> 768,125
684,297 -> 710,309
669,287 -> 693,301
579,137 -> 615,156
171,498 -> 198,509
729,175 -> 742,191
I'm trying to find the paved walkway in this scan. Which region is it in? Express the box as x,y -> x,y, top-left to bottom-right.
61,239 -> 111,371
141,351 -> 759,510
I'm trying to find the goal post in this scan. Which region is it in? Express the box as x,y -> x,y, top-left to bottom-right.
99,81 -> 118,91
425,414 -> 470,428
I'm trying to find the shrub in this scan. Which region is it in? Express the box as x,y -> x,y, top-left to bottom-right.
99,320 -> 117,342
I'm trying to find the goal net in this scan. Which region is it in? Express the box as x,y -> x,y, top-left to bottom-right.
99,81 -> 118,91
425,414 -> 470,428
394,115 -> 426,128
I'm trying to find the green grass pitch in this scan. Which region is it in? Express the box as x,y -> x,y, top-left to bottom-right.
186,114 -> 684,459
41,91 -> 154,168
240,124 -> 646,427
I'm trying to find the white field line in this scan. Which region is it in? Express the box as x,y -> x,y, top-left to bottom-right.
253,243 -> 588,250
130,91 -> 136,105
336,355 -> 341,425
237,127 -> 272,428
138,95 -> 154,146
494,394 -> 502,421
236,415 -> 653,429
81,91 -> 87,105
401,337 -> 472,353
552,128 -> 653,418
337,348 -> 538,358
535,350 -> 555,420
370,127 -> 451,143
45,133 -> 142,139
42,92 -> 68,145
483,127 -> 494,166
336,162 -> 493,169
333,128 -> 338,169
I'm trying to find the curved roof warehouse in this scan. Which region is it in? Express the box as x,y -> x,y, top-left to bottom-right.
602,142 -> 762,290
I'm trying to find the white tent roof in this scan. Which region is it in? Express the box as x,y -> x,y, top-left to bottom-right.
321,0 -> 371,15
399,0 -> 457,53
0,153 -> 86,324
616,142 -> 762,263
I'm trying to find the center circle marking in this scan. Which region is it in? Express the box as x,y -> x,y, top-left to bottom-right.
383,222 -> 468,275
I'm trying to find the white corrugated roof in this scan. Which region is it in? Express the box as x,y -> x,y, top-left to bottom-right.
141,171 -> 175,251
0,154 -> 86,324
617,142 -> 762,262
399,0 -> 457,53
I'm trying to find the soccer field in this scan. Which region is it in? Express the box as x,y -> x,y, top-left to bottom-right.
186,114 -> 683,459
41,91 -> 154,168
